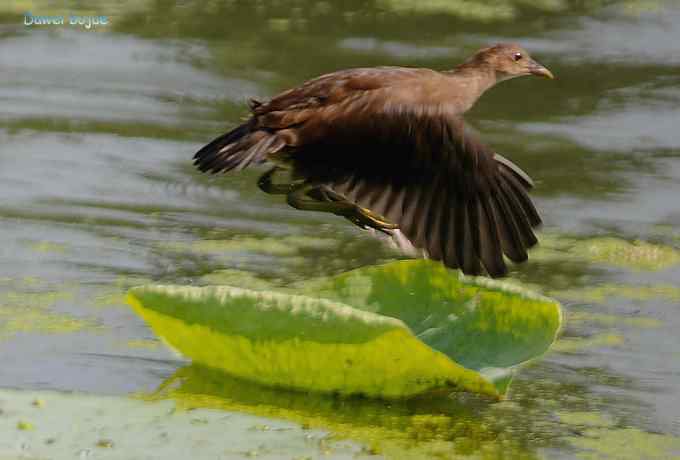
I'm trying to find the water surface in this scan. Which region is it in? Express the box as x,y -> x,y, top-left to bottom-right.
1,1 -> 679,458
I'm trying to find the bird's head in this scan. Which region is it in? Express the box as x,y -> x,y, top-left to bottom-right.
466,43 -> 554,81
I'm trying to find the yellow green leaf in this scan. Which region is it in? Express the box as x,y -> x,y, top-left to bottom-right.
127,260 -> 561,398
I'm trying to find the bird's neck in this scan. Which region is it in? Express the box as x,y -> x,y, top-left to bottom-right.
443,63 -> 499,112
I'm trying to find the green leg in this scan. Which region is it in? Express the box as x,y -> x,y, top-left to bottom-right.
286,183 -> 356,215
354,207 -> 399,230
287,184 -> 398,231
257,167 -> 301,195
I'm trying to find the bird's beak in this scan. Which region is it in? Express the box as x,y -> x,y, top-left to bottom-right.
528,59 -> 554,79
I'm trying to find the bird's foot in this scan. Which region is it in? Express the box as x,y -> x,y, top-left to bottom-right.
285,183 -> 397,232
314,186 -> 398,231
348,206 -> 398,231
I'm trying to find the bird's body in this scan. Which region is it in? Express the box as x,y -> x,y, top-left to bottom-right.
194,44 -> 553,277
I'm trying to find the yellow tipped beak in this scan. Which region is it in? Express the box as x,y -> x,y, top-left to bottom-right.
529,60 -> 554,79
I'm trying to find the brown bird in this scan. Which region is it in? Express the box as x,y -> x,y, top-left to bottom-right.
194,43 -> 553,277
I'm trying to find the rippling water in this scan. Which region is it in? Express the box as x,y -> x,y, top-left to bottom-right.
1,1 -> 679,458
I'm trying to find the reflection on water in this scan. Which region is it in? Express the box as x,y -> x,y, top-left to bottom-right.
1,0 -> 680,457
146,365 -> 537,459
145,364 -> 680,459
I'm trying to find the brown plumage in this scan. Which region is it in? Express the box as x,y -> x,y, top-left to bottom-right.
194,43 -> 554,277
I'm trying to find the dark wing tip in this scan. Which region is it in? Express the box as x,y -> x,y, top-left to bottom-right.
193,120 -> 264,174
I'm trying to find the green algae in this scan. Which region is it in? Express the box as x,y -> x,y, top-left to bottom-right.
27,240 -> 69,254
534,234 -> 680,272
92,275 -> 154,309
159,235 -> 337,258
576,237 -> 680,271
0,288 -> 91,341
0,308 -> 88,340
92,291 -> 128,308
0,291 -> 73,309
567,311 -> 662,329
199,269 -> 282,291
570,428 -> 680,460
0,388 -> 365,460
124,339 -> 160,350
377,0 -> 566,21
552,334 -> 625,354
376,0 -> 665,23
553,283 -> 680,304
557,411 -> 680,459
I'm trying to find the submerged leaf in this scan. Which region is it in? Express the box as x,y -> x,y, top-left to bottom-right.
127,260 -> 561,398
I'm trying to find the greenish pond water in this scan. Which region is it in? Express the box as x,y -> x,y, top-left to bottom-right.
1,1 -> 679,458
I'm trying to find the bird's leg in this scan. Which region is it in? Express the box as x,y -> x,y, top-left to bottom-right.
320,186 -> 399,230
316,186 -> 398,230
257,167 -> 302,195
287,184 -> 398,231
354,206 -> 399,230
286,183 -> 357,215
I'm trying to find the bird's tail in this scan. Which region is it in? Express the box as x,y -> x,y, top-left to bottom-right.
193,119 -> 283,174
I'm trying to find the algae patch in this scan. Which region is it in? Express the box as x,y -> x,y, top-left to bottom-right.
125,339 -> 160,350
534,234 -> 680,272
159,235 -> 337,258
0,288 -> 92,341
558,411 -> 680,460
553,283 -> 680,304
576,237 -> 680,271
0,388 -> 366,460
199,268 -> 282,291
27,240 -> 69,254
377,0 -> 565,21
552,333 -> 624,354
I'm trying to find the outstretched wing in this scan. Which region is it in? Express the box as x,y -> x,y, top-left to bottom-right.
328,145 -> 541,277
194,67 -> 541,277
287,106 -> 540,277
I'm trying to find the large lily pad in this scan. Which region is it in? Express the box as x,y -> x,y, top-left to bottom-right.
127,260 -> 561,398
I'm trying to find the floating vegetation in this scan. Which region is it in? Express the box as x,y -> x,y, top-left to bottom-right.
0,287 -> 92,341
567,311 -> 661,329
199,269 -> 283,290
534,234 -> 680,272
91,275 -> 155,309
16,420 -> 34,431
552,333 -> 624,354
125,339 -> 160,350
27,240 -> 69,254
127,260 -> 561,398
554,283 -> 680,304
159,235 -> 337,258
575,237 -> 680,271
558,411 -> 680,460
0,388 -> 361,459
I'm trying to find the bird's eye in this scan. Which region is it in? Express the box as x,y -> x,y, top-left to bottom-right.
513,52 -> 523,61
